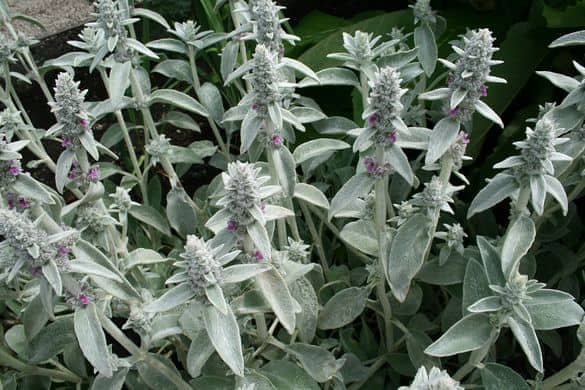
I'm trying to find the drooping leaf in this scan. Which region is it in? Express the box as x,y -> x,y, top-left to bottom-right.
202,304 -> 244,377
425,313 -> 493,357
74,303 -> 112,377
387,214 -> 433,302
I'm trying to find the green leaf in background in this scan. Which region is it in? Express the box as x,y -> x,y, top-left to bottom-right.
480,363 -> 529,390
74,303 -> 112,378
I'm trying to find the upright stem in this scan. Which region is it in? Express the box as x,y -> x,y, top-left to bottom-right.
97,67 -> 148,203
299,200 -> 329,272
97,311 -> 192,390
188,46 -> 230,161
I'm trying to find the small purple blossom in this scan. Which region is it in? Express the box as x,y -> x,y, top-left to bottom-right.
17,197 -> 29,209
447,74 -> 455,87
8,162 -> 21,176
58,245 -> 71,258
479,84 -> 488,97
78,293 -> 90,305
30,266 -> 41,277
448,107 -> 461,117
271,134 -> 282,146
364,156 -> 377,174
387,131 -> 398,144
61,137 -> 73,149
227,219 -> 238,232
460,131 -> 470,145
79,117 -> 90,130
254,250 -> 264,260
252,102 -> 261,111
87,166 -> 100,182
367,113 -> 380,126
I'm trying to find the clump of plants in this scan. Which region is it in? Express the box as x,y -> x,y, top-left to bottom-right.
1,0 -> 585,388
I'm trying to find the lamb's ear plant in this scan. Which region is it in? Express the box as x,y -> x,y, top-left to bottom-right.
1,0 -> 585,388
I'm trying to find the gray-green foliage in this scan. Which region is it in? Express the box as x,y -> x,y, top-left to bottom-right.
0,0 -> 585,389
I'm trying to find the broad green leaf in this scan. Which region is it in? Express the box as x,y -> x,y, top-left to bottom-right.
425,117 -> 460,165
205,283 -> 228,314
298,67 -> 359,88
418,251 -> 467,286
28,318 -> 75,363
387,214 -> 433,302
199,82 -> 224,123
153,59 -> 192,83
477,236 -> 505,287
133,7 -> 170,29
69,261 -> 123,282
329,173 -> 376,219
481,363 -> 529,390
526,300 -> 584,330
23,295 -> 49,340
144,283 -> 195,313
550,30 -> 585,47
286,343 -> 338,383
222,264 -> 271,284
271,146 -> 297,196
149,89 -> 208,117
425,313 -> 493,357
124,248 -> 167,269
414,23 -> 437,76
246,221 -> 271,259
186,332 -> 214,378
340,219 -> 377,256
259,360 -> 320,390
468,174 -> 519,218
74,303 -> 113,377
129,204 -> 171,236
109,61 -> 132,102
508,316 -> 543,372
12,174 -> 54,204
137,354 -> 183,389
318,287 -> 368,330
290,277 -> 319,343
236,371 -> 276,390
501,215 -> 535,278
294,183 -> 329,209
256,268 -> 298,334
293,139 -> 350,165
166,187 -> 198,237
202,305 -> 244,377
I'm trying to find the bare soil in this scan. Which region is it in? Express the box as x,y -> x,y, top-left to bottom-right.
5,0 -> 93,38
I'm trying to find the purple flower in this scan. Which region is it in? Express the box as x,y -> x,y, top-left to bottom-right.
447,74 -> 455,87
271,134 -> 282,146
367,113 -> 379,126
460,131 -> 470,145
30,266 -> 41,277
78,293 -> 90,305
17,197 -> 29,209
448,107 -> 461,118
387,131 -> 398,144
7,162 -> 21,176
58,245 -> 71,258
364,156 -> 377,174
87,166 -> 100,182
61,137 -> 73,149
79,117 -> 90,130
252,102 -> 261,111
227,219 -> 238,232
479,84 -> 488,97
254,250 -> 264,260
5,194 -> 16,209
